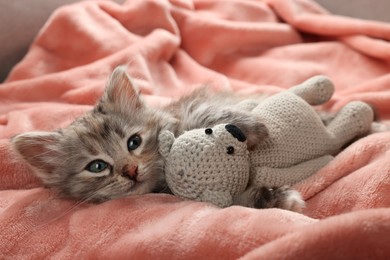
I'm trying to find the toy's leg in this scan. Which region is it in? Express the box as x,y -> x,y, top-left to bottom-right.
370,121 -> 390,133
200,190 -> 233,208
252,155 -> 333,187
326,101 -> 374,143
289,75 -> 334,105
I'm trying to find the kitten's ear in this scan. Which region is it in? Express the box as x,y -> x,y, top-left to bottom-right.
158,130 -> 175,158
11,132 -> 63,178
100,66 -> 143,111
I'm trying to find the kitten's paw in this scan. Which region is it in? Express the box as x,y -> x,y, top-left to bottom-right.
231,114 -> 268,150
253,186 -> 305,212
277,187 -> 305,213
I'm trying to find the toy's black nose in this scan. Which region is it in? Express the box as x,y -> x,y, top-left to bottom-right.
225,124 -> 246,142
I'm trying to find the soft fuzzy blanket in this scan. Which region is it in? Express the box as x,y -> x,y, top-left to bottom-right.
1,0 -> 390,258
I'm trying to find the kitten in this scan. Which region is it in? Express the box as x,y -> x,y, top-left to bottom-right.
11,67 -> 304,211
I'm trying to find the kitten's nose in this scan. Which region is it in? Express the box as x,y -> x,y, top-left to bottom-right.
122,165 -> 138,181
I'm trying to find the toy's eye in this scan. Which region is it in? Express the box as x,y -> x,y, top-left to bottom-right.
227,146 -> 235,155
128,134 -> 142,151
86,160 -> 109,173
205,128 -> 213,135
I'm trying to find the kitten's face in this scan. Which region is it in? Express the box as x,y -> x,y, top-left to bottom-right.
12,67 -> 175,202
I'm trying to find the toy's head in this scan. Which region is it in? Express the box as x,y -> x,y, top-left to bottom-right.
159,124 -> 251,202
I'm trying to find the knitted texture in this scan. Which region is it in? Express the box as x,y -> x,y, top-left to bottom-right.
250,76 -> 374,186
159,126 -> 250,207
159,76 -> 374,207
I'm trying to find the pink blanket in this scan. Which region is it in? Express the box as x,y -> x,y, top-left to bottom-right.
1,0 -> 390,258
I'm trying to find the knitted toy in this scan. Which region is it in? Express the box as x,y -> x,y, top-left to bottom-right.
159,76 -> 374,207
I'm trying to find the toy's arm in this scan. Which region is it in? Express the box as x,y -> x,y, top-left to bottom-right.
289,76 -> 334,105
200,190 -> 233,208
252,155 -> 333,187
158,130 -> 175,158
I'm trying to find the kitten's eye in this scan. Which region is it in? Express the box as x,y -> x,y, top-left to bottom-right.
128,134 -> 142,151
226,146 -> 235,155
86,160 -> 109,173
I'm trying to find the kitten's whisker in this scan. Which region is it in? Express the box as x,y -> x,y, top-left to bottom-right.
35,186 -> 109,229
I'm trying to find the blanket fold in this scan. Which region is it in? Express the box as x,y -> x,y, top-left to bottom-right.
1,0 -> 389,258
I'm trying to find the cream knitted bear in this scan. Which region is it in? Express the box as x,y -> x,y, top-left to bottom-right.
159,76 -> 374,207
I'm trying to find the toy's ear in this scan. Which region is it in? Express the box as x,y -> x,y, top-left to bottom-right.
158,130 -> 175,158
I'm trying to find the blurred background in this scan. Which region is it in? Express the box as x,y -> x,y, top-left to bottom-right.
0,0 -> 389,82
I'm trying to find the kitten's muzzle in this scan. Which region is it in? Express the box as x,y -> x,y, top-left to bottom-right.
122,165 -> 138,181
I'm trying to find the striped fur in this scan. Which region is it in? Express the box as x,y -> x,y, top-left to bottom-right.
11,67 -> 303,210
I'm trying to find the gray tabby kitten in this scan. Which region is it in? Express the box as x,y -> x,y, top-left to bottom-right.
11,67 -> 304,211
